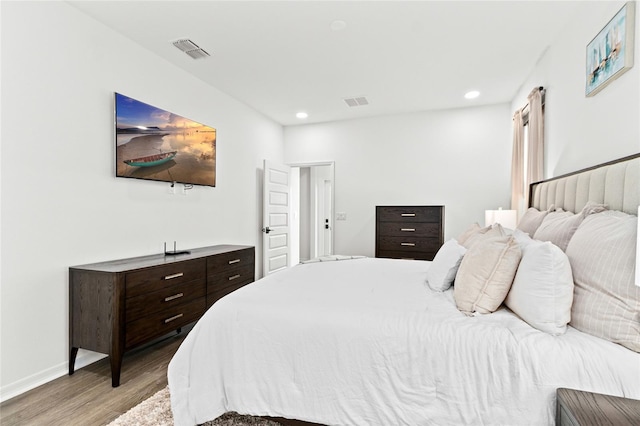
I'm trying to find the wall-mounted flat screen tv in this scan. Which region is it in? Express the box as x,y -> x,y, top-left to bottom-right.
115,93 -> 216,187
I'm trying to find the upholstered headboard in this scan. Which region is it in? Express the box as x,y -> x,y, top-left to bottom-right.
529,153 -> 640,215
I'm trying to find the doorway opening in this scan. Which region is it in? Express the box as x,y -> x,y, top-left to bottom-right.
289,162 -> 335,265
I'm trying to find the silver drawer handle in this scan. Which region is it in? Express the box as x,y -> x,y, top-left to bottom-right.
228,274 -> 241,281
228,259 -> 241,264
400,228 -> 415,232
164,293 -> 184,302
164,272 -> 184,280
401,242 -> 416,246
401,213 -> 416,217
164,313 -> 183,323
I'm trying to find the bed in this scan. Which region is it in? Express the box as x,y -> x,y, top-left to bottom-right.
168,154 -> 640,426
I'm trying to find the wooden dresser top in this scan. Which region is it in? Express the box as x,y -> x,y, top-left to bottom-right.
70,245 -> 254,273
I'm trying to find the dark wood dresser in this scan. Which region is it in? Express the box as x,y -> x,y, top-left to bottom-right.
375,206 -> 444,260
69,244 -> 254,387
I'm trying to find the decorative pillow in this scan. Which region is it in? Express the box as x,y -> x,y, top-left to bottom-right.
504,236 -> 574,336
454,235 -> 522,315
533,209 -> 583,251
426,239 -> 467,292
579,200 -> 608,217
517,207 -> 549,236
456,223 -> 481,246
565,210 -> 639,352
532,202 -> 608,251
460,223 -> 506,250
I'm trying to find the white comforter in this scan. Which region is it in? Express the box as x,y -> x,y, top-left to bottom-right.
168,257 -> 640,426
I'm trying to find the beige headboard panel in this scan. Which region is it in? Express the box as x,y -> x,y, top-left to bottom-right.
530,153 -> 640,215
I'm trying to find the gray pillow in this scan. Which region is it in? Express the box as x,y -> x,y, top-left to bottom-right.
517,207 -> 549,236
533,209 -> 583,252
533,202 -> 608,251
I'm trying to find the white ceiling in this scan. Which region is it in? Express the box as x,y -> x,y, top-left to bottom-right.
69,1 -> 586,126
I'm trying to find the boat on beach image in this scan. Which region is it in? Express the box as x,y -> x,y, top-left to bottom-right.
123,151 -> 177,167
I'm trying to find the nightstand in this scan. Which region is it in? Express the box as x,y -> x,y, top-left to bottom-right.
556,388 -> 640,426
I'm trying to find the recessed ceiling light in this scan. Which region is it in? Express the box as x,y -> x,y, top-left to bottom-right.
464,90 -> 480,99
296,112 -> 308,119
330,20 -> 347,31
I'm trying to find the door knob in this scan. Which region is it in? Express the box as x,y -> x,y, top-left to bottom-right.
262,227 -> 271,234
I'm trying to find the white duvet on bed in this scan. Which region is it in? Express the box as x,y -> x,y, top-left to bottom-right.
168,257 -> 640,426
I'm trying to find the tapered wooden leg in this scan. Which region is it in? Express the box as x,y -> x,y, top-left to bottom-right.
110,352 -> 123,387
69,347 -> 79,375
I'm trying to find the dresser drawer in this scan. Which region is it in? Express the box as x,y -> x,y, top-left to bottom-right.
377,221 -> 441,237
207,248 -> 254,271
207,278 -> 253,308
377,235 -> 441,252
125,278 -> 205,321
377,250 -> 438,261
377,206 -> 441,223
125,259 -> 205,299
125,297 -> 206,348
207,264 -> 254,307
208,264 -> 255,290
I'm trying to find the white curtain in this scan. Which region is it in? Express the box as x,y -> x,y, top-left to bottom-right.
511,110 -> 524,212
527,88 -> 544,186
511,87 -> 544,217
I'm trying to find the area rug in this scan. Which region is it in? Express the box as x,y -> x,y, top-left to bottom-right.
107,386 -> 280,426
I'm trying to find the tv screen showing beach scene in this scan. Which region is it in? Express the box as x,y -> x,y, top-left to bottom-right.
115,93 -> 216,187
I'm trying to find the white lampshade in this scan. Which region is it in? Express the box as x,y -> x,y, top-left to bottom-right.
485,208 -> 518,230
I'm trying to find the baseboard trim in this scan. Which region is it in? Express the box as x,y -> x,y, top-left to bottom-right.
0,350 -> 106,403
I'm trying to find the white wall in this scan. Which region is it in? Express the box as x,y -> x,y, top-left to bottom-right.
512,0 -> 640,177
0,1 -> 283,399
284,104 -> 512,256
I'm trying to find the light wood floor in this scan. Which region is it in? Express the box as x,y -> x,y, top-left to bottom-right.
0,329 -> 189,426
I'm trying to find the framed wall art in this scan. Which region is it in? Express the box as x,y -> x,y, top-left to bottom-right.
586,2 -> 635,97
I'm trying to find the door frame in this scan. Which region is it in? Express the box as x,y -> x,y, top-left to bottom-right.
288,161 -> 335,263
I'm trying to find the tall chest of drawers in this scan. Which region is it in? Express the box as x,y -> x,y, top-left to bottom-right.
69,244 -> 254,387
375,206 -> 444,260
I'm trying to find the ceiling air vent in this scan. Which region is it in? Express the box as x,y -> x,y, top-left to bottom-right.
343,96 -> 369,107
172,39 -> 210,60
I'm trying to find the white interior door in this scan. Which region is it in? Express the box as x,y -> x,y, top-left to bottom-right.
262,160 -> 291,276
322,179 -> 333,256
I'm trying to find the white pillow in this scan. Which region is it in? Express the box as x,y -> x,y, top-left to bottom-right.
504,236 -> 574,336
426,239 -> 467,292
511,228 -> 533,248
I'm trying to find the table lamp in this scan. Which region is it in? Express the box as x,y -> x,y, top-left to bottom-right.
485,207 -> 518,230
